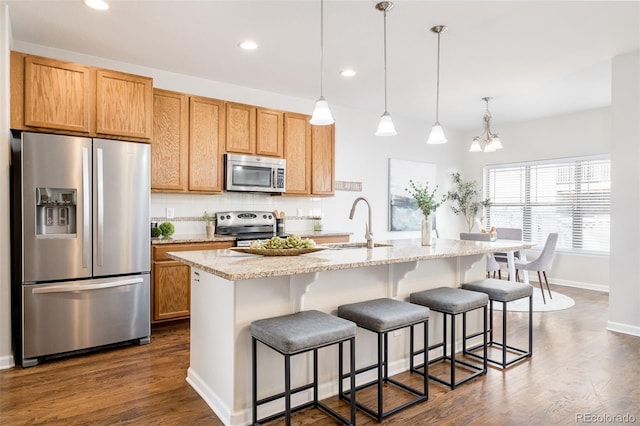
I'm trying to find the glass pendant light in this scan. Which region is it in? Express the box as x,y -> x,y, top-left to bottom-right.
426,25 -> 448,144
469,137 -> 482,152
310,0 -> 334,125
375,2 -> 397,136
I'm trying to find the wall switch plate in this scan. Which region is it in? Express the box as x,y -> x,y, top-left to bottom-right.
166,208 -> 175,219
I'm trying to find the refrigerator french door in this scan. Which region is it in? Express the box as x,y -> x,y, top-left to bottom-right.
11,132 -> 151,367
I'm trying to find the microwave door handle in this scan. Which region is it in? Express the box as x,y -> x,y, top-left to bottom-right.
272,169 -> 276,189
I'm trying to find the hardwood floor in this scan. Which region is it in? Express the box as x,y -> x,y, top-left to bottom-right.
1,285 -> 638,425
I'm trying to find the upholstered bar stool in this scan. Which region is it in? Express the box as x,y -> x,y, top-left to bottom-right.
409,287 -> 488,390
461,278 -> 533,368
337,298 -> 430,421
251,310 -> 357,426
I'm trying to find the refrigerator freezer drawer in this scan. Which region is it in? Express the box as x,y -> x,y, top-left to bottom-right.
22,274 -> 150,363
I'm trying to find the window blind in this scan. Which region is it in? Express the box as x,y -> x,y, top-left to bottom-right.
484,156 -> 610,254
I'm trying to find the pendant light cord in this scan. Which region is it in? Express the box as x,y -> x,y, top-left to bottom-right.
435,30 -> 441,123
383,8 -> 388,112
319,0 -> 324,97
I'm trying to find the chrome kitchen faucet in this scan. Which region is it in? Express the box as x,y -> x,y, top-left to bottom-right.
349,197 -> 374,249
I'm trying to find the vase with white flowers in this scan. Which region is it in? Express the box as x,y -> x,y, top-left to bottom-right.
406,180 -> 447,245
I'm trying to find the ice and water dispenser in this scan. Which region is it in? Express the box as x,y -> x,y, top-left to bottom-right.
35,188 -> 77,236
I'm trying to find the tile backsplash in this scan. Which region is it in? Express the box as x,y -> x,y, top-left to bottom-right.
151,192 -> 327,235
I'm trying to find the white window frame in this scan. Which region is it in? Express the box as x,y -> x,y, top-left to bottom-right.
484,155 -> 611,255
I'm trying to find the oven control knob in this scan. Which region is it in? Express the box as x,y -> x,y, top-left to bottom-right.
226,215 -> 231,219
268,214 -> 272,219
263,214 -> 267,219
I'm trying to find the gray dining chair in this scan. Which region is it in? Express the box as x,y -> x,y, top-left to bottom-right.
515,233 -> 558,304
493,228 -> 523,279
459,232 -> 500,278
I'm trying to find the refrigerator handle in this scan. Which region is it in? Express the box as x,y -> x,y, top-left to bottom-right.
96,148 -> 104,267
82,147 -> 91,269
31,277 -> 145,294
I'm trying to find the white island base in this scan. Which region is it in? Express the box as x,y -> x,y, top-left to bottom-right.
169,238 -> 531,426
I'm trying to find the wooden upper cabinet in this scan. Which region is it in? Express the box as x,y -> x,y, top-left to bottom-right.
11,51 -> 153,141
189,96 -> 225,193
225,102 -> 256,154
311,124 -> 335,195
256,108 -> 284,157
22,54 -> 92,133
96,69 -> 153,139
283,112 -> 311,195
151,89 -> 189,192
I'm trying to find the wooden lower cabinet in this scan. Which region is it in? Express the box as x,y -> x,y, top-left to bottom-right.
152,261 -> 191,321
310,235 -> 349,244
151,241 -> 233,323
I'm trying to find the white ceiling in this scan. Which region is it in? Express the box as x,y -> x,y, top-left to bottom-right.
5,0 -> 640,130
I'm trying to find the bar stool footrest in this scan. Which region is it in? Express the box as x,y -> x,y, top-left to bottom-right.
464,342 -> 531,368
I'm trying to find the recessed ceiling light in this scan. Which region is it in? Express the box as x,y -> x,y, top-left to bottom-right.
83,0 -> 109,10
238,41 -> 258,50
340,69 -> 356,77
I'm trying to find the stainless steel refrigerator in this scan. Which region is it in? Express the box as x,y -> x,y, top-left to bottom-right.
10,131 -> 151,367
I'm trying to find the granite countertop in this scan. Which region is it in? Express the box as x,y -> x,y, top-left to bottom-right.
167,238 -> 533,281
151,231 -> 351,245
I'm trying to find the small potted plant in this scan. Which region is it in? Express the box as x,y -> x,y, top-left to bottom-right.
406,180 -> 446,245
203,211 -> 214,237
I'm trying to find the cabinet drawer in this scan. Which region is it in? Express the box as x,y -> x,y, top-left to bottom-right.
311,235 -> 349,245
152,242 -> 233,261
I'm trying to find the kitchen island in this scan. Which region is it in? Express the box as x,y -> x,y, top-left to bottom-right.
168,238 -> 532,426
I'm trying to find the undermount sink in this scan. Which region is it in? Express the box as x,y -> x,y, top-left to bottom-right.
321,242 -> 392,249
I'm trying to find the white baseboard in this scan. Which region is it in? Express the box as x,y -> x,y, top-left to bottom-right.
186,367 -> 238,426
606,321 -> 640,337
545,278 -> 609,293
0,354 -> 15,370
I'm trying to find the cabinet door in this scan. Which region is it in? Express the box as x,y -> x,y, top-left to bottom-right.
151,89 -> 189,191
23,55 -> 92,133
283,113 -> 311,195
96,69 -> 153,139
225,102 -> 256,154
256,108 -> 284,157
311,124 -> 335,195
152,261 -> 190,322
189,96 -> 226,192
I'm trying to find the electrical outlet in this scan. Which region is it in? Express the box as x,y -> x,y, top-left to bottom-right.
393,330 -> 403,337
166,208 -> 175,219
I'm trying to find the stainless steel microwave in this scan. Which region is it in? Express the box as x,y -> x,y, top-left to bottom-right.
225,154 -> 286,193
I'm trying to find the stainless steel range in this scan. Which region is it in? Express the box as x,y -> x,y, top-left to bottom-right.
215,211 -> 277,247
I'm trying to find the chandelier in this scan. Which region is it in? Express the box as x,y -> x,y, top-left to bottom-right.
469,97 -> 503,152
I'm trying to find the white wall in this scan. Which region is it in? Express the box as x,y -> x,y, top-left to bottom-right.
0,4 -> 14,368
608,50 -> 640,336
